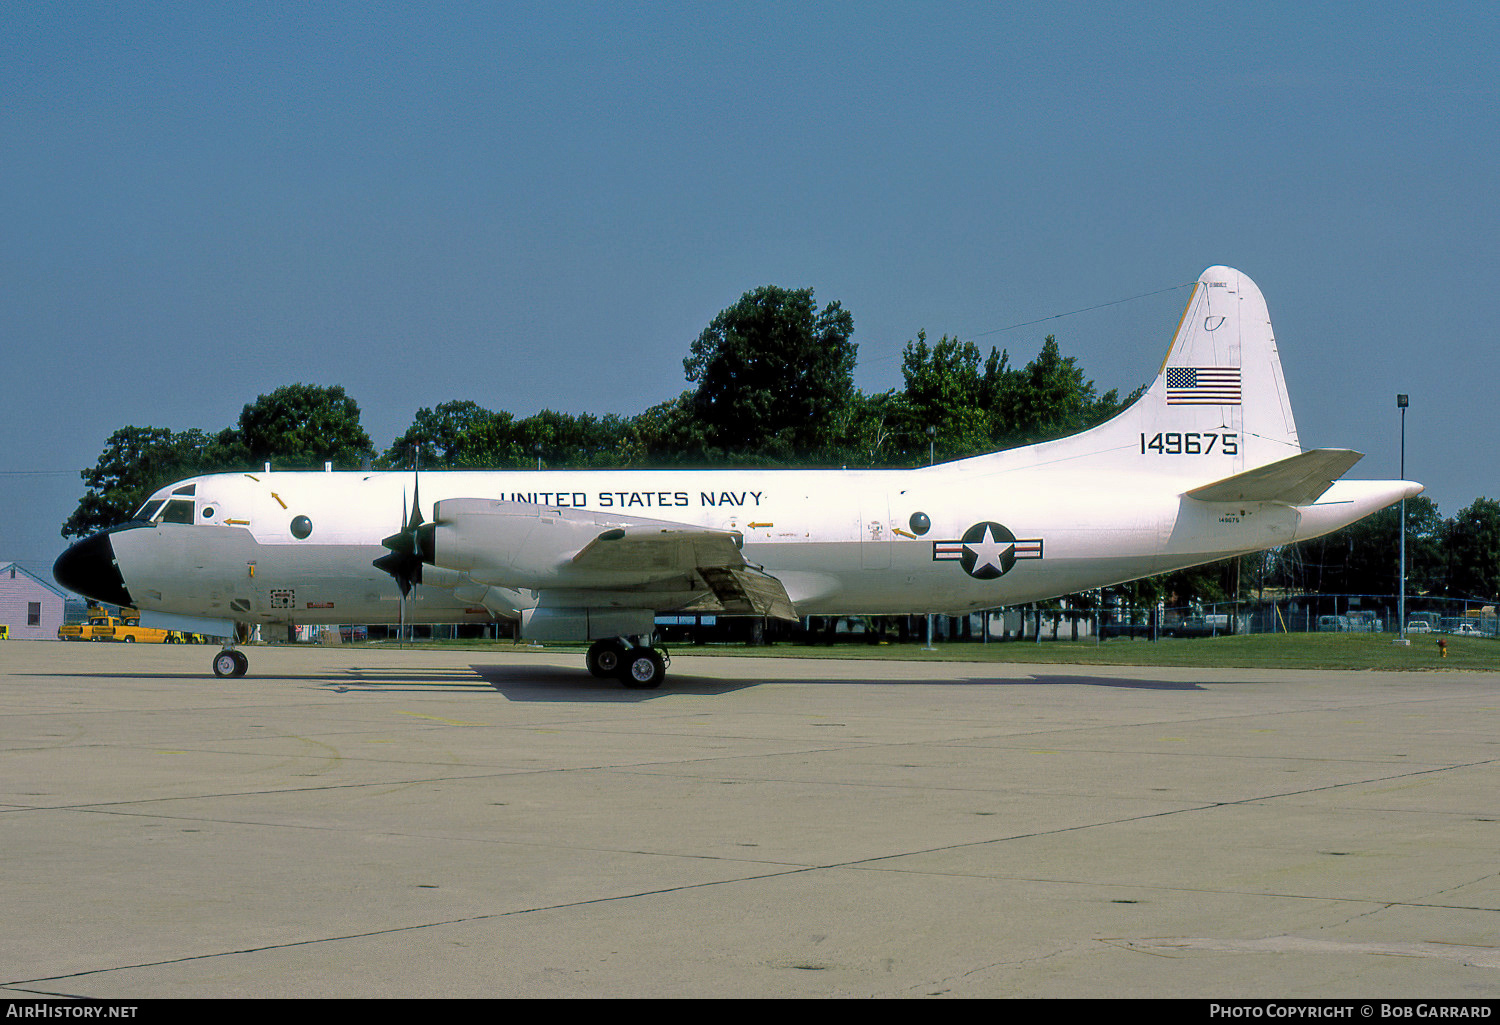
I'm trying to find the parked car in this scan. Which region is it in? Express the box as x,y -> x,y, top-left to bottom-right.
1453,623 -> 1483,637
1406,621 -> 1432,634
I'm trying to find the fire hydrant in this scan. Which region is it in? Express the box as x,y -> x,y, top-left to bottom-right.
1438,637 -> 1448,658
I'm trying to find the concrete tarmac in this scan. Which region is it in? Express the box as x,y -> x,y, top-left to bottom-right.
2,639 -> 1498,999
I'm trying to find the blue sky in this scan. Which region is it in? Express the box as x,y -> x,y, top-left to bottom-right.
3,2 -> 1496,578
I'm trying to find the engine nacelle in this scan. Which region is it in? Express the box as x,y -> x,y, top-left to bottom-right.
519,607 -> 654,642
420,500 -> 605,586
420,498 -> 720,590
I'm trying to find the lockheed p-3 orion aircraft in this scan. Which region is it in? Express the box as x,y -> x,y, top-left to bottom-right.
54,267 -> 1421,688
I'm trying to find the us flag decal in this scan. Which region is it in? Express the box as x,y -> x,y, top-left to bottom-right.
1165,366 -> 1241,405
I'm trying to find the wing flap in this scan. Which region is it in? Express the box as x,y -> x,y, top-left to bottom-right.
571,525 -> 745,576
1186,449 -> 1363,505
695,566 -> 800,621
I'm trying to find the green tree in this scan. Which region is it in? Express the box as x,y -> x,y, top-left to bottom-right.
835,388 -> 903,467
896,331 -> 992,461
1443,497 -> 1500,599
385,400 -> 520,469
236,383 -> 374,469
616,392 -> 714,467
683,286 -> 857,460
63,383 -> 374,539
990,335 -> 1130,447
514,410 -> 632,468
62,425 -> 240,538
1271,496 -> 1445,597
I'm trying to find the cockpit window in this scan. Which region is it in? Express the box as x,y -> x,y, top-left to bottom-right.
159,499 -> 195,524
172,484 -> 196,496
135,499 -> 165,522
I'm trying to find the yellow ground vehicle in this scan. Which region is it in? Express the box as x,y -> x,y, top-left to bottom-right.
59,608 -> 175,643
96,615 -> 173,643
59,610 -> 118,641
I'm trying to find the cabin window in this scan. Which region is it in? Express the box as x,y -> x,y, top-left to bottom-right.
290,515 -> 313,539
909,512 -> 931,536
159,499 -> 195,524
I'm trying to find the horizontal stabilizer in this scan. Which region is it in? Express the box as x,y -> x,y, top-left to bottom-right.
1186,449 -> 1363,506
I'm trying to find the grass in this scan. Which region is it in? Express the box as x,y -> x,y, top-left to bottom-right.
365,632 -> 1500,673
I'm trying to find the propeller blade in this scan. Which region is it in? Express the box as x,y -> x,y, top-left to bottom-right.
372,446 -> 426,599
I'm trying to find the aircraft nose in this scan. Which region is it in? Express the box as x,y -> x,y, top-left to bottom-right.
53,530 -> 134,607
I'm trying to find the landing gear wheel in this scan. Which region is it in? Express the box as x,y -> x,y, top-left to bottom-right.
619,646 -> 666,689
212,650 -> 248,678
587,639 -> 626,678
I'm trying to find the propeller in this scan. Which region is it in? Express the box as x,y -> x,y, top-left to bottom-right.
373,447 -> 426,600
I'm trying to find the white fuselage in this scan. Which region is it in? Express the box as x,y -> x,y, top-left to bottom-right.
106,462 -> 1409,630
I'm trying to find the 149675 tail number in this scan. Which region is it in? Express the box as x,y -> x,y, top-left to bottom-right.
1140,432 -> 1237,455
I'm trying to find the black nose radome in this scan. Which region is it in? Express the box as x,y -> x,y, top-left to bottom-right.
53,530 -> 134,608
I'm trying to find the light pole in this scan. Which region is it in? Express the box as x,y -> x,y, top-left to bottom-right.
1394,394 -> 1409,646
924,426 -> 937,651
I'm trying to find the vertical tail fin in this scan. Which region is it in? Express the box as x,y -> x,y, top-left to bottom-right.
1144,265 -> 1300,470
959,266 -> 1302,479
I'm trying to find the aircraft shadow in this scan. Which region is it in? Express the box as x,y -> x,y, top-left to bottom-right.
730,673 -> 1206,692
1008,674 -> 1206,691
466,664 -> 758,700
467,666 -> 1207,700
30,669 -> 501,694
28,669 -> 1204,697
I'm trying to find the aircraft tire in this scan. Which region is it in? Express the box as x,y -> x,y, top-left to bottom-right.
619,646 -> 665,689
212,650 -> 249,678
587,639 -> 626,678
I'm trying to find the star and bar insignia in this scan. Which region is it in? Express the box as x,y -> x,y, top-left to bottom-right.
932,522 -> 1044,580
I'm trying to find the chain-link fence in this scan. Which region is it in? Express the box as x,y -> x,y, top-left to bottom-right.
1056,594 -> 1498,641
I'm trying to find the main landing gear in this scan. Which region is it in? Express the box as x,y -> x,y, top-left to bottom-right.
212,648 -> 248,678
586,638 -> 670,689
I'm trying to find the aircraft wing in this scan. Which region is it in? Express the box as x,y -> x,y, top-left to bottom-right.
422,499 -> 799,621
1185,449 -> 1364,506
571,524 -> 798,619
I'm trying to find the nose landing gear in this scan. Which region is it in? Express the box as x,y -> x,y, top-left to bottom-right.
212,649 -> 248,678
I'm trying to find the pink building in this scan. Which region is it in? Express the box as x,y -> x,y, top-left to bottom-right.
1,562 -> 70,640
